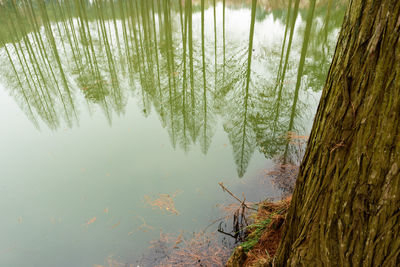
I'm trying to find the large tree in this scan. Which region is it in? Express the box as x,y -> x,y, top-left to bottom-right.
275,0 -> 400,265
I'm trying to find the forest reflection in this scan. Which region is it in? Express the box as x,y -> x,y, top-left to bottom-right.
0,0 -> 345,177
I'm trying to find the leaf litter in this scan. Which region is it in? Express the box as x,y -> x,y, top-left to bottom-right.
143,190 -> 182,215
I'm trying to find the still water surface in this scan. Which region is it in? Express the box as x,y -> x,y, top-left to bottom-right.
0,0 -> 344,266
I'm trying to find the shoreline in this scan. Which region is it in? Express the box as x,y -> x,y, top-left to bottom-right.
226,197 -> 291,267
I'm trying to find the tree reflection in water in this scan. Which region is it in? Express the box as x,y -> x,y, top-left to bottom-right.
0,0 -> 345,177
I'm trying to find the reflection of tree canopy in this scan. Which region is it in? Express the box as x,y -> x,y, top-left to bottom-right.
0,0 -> 345,177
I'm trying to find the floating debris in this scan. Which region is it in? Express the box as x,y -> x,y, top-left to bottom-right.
286,131 -> 309,142
128,216 -> 155,236
140,231 -> 230,267
143,190 -> 182,215
111,221 -> 120,229
84,217 -> 97,226
266,162 -> 299,196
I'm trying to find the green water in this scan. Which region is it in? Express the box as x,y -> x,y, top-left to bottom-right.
0,0 -> 345,266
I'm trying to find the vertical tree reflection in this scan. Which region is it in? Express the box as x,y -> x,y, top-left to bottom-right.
224,0 -> 257,177
0,0 -> 345,177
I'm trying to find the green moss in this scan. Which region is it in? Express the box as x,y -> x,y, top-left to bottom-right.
241,217 -> 273,252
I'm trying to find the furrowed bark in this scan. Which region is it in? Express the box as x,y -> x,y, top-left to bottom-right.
275,0 -> 400,266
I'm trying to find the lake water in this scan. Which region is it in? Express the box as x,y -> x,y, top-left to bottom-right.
0,0 -> 345,266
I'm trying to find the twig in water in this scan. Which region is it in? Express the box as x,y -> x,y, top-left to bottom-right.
218,182 -> 257,211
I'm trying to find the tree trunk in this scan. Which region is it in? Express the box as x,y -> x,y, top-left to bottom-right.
275,0 -> 400,266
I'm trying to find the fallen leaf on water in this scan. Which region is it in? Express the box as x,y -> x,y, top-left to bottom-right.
85,217 -> 97,225
112,222 -> 120,229
223,144 -> 228,147
104,208 -> 109,214
17,217 -> 22,224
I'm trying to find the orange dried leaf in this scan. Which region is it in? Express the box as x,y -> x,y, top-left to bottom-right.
112,222 -> 121,229
86,217 -> 97,225
144,191 -> 182,215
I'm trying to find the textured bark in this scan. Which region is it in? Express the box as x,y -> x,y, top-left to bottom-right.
275,0 -> 400,266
